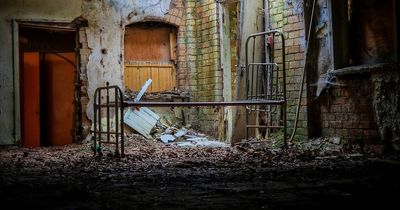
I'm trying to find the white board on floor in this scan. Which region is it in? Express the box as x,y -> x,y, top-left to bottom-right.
124,107 -> 160,139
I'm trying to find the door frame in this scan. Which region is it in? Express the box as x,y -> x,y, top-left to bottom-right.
13,20 -> 81,146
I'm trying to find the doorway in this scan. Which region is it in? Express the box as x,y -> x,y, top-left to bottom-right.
19,24 -> 77,147
124,22 -> 177,92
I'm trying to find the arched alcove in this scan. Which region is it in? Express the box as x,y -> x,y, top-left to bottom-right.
124,21 -> 178,92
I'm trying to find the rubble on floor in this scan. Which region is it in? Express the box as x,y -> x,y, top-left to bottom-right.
124,107 -> 160,139
124,87 -> 191,101
126,121 -> 228,148
123,82 -> 222,148
237,136 -> 386,160
294,137 -> 344,154
156,126 -> 228,148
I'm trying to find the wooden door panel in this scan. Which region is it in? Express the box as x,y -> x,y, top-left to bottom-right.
151,67 -> 160,91
124,64 -> 176,92
139,66 -> 152,92
124,67 -> 140,91
124,25 -> 171,62
21,52 -> 40,148
43,53 -> 76,146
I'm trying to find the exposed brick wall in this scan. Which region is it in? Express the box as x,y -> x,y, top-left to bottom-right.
174,0 -> 190,90
269,0 -> 308,139
165,0 -> 184,26
184,0 -> 223,136
183,0 -> 198,94
195,1 -> 222,102
229,3 -> 239,99
268,0 -> 379,142
303,0 -> 384,142
320,75 -> 379,142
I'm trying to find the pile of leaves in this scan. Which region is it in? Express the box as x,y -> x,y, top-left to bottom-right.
0,135 -> 385,177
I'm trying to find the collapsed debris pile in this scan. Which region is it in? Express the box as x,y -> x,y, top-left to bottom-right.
122,80 -> 227,148
124,86 -> 191,101
124,110 -> 228,148
155,126 -> 228,148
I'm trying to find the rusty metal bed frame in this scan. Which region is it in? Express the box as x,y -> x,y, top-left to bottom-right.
93,30 -> 286,156
245,30 -> 286,145
93,82 -> 124,156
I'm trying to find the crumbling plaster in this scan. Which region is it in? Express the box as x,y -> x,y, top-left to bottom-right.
285,0 -> 304,16
81,0 -> 181,120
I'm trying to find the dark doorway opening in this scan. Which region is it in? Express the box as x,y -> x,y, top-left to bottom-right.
19,24 -> 78,147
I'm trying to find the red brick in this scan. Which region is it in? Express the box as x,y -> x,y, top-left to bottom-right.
358,121 -> 371,129
349,129 -> 363,137
330,121 -> 343,129
363,129 -> 378,137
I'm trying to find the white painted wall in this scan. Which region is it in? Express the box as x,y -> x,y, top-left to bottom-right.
81,0 -> 172,121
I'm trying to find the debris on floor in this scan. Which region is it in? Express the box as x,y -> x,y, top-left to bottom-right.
124,107 -> 160,139
295,137 -> 344,154
156,126 -> 228,148
160,134 -> 175,143
1,134 -> 398,209
176,137 -> 228,148
123,99 -> 225,147
124,86 -> 191,101
124,79 -> 160,139
123,79 -> 225,148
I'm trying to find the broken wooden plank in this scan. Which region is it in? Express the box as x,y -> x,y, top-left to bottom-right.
124,107 -> 160,139
135,79 -> 152,102
124,79 -> 160,139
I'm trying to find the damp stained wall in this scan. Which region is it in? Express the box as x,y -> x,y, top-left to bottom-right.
0,0 -> 82,145
81,0 -> 174,121
232,0 -> 265,142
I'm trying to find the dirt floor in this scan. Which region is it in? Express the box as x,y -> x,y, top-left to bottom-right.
1,136 -> 400,210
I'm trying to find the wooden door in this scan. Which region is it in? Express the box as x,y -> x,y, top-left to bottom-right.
21,52 -> 40,148
124,22 -> 177,92
43,53 -> 76,146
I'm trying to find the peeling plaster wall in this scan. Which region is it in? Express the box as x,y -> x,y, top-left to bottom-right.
285,0 -> 304,16
0,0 -> 187,144
0,0 -> 82,145
311,0 -> 331,74
81,0 -> 185,121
